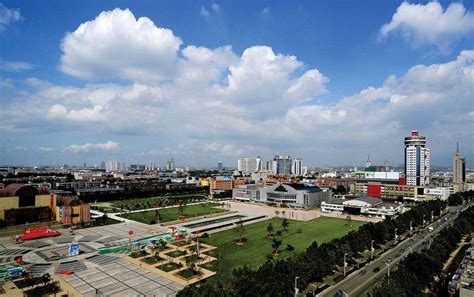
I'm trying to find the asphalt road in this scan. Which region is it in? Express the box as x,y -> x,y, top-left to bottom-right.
319,205 -> 466,297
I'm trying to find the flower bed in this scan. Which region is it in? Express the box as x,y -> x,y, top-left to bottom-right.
176,268 -> 203,280
172,240 -> 190,247
157,261 -> 182,272
165,249 -> 187,258
141,255 -> 164,264
129,250 -> 148,258
201,260 -> 218,272
183,254 -> 203,264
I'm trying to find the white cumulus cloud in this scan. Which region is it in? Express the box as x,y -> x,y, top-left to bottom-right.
200,6 -> 210,17
60,8 -> 182,81
0,61 -> 34,72
0,3 -> 21,31
66,141 -> 120,153
380,2 -> 474,53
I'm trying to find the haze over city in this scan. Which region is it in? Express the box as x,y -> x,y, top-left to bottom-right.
1,2 -> 474,297
1,1 -> 473,167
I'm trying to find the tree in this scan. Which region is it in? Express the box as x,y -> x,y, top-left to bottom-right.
155,207 -> 161,222
41,273 -> 51,286
346,215 -> 352,227
275,210 -> 280,218
282,218 -> 289,232
235,219 -> 246,245
333,185 -> 347,195
178,200 -> 186,217
281,210 -> 286,218
267,223 -> 274,239
271,239 -> 282,255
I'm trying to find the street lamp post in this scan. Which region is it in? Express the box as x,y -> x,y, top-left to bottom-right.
343,253 -> 348,276
394,228 -> 398,243
294,276 -> 299,297
386,263 -> 391,283
371,240 -> 375,259
409,221 -> 413,236
431,210 -> 434,222
423,215 -> 426,226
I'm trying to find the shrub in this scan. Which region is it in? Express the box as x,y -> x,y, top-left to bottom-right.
286,244 -> 295,251
276,231 -> 282,236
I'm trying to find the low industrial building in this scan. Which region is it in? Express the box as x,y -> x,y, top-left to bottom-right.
233,183 -> 332,209
321,196 -> 403,218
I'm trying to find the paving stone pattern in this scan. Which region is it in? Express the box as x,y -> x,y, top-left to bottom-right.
31,263 -> 52,277
61,260 -> 183,296
85,254 -> 119,266
96,236 -> 122,244
57,260 -> 88,273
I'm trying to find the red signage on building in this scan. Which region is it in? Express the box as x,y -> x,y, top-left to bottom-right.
367,184 -> 382,198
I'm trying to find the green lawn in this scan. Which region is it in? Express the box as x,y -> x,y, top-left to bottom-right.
111,194 -> 209,210
120,203 -> 226,224
200,217 -> 365,283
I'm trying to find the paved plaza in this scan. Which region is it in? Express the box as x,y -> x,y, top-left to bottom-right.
59,260 -> 184,296
0,220 -> 184,296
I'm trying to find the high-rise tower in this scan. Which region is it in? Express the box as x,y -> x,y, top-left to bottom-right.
404,130 -> 430,186
453,142 -> 466,189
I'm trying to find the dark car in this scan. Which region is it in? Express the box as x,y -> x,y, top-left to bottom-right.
373,267 -> 381,273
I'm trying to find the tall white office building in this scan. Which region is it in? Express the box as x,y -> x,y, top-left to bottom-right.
272,155 -> 292,175
291,158 -> 303,176
404,130 -> 430,186
105,160 -> 127,172
237,157 -> 262,174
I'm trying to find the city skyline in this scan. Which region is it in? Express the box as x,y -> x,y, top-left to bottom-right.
1,1 -> 473,167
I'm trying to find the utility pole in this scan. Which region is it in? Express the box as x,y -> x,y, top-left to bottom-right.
386,263 -> 391,283
294,276 -> 299,297
343,253 -> 348,276
410,221 -> 413,236
371,240 -> 375,259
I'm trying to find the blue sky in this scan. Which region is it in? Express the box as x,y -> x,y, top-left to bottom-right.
0,0 -> 473,168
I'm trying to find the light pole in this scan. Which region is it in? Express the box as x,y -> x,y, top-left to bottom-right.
343,253 -> 348,276
394,228 -> 398,243
431,210 -> 434,222
422,214 -> 426,227
371,240 -> 375,259
409,221 -> 413,236
294,276 -> 299,297
386,263 -> 391,283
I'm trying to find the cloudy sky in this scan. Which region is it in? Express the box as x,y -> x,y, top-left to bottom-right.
0,1 -> 473,168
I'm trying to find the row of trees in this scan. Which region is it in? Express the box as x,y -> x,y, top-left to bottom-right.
371,205 -> 474,296
448,190 -> 473,206
178,199 -> 447,296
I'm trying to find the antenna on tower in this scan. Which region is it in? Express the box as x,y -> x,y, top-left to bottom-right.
456,142 -> 460,154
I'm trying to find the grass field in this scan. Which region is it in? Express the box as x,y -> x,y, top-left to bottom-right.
120,203 -> 226,224
111,193 -> 209,210
200,217 -> 365,283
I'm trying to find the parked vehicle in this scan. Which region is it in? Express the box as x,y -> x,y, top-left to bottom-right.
358,269 -> 367,276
